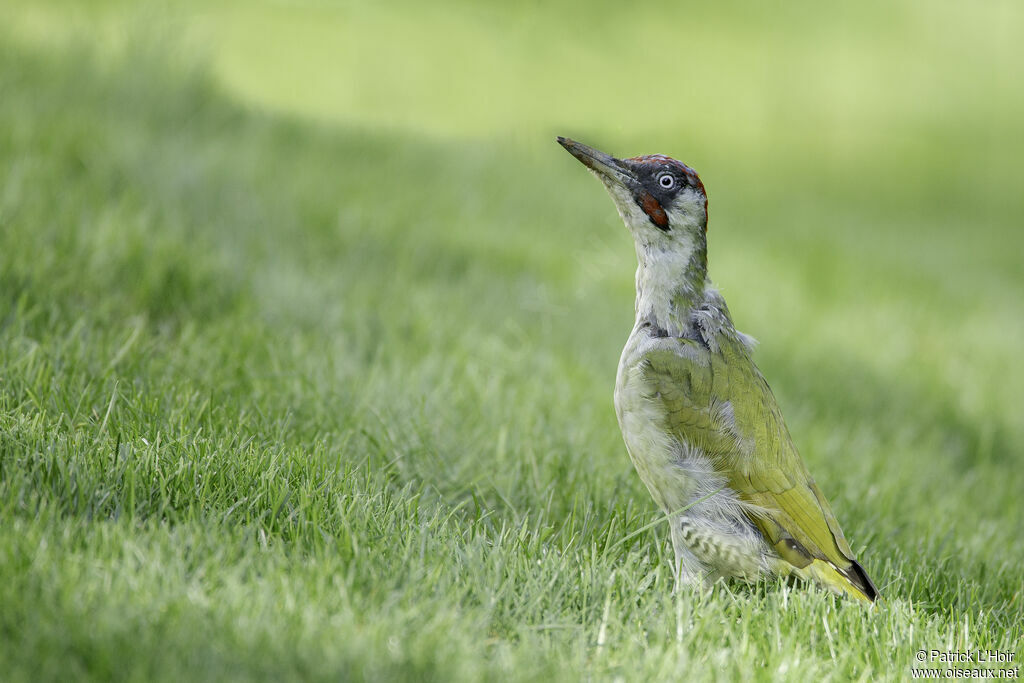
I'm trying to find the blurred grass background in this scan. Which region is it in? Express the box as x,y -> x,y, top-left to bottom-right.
1,0 -> 1022,680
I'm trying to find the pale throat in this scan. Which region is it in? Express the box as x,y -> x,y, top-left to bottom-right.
633,234 -> 708,337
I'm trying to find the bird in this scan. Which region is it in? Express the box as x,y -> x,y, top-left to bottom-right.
557,136 -> 879,602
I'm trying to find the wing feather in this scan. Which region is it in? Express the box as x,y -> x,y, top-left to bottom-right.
641,334 -> 877,600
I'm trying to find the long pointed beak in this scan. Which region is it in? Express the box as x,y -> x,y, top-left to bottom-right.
557,137 -> 637,189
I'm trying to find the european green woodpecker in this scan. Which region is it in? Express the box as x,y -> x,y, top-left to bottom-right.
558,137 -> 878,602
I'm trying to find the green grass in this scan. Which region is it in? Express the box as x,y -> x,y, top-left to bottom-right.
1,1 -> 1022,680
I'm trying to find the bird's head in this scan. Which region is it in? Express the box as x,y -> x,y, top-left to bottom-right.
557,137 -> 708,251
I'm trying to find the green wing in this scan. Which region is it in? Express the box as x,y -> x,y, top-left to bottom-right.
640,333 -> 878,600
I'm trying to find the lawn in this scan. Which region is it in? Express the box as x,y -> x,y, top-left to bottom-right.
1,1 -> 1022,681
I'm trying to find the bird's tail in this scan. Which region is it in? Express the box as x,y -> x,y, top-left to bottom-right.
790,558 -> 879,603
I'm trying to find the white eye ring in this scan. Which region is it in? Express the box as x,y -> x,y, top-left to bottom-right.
658,173 -> 675,189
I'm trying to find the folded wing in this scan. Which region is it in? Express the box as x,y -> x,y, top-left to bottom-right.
640,335 -> 878,601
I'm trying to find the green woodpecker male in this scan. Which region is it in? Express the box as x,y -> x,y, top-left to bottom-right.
558,137 -> 878,602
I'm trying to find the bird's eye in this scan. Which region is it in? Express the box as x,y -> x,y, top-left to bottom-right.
657,173 -> 675,189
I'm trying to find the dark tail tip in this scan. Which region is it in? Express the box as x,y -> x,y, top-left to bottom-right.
845,560 -> 880,602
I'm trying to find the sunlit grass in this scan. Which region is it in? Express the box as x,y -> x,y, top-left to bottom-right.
0,1 -> 1022,680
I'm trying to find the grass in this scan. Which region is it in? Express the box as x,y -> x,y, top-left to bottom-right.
1,1 -> 1022,680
